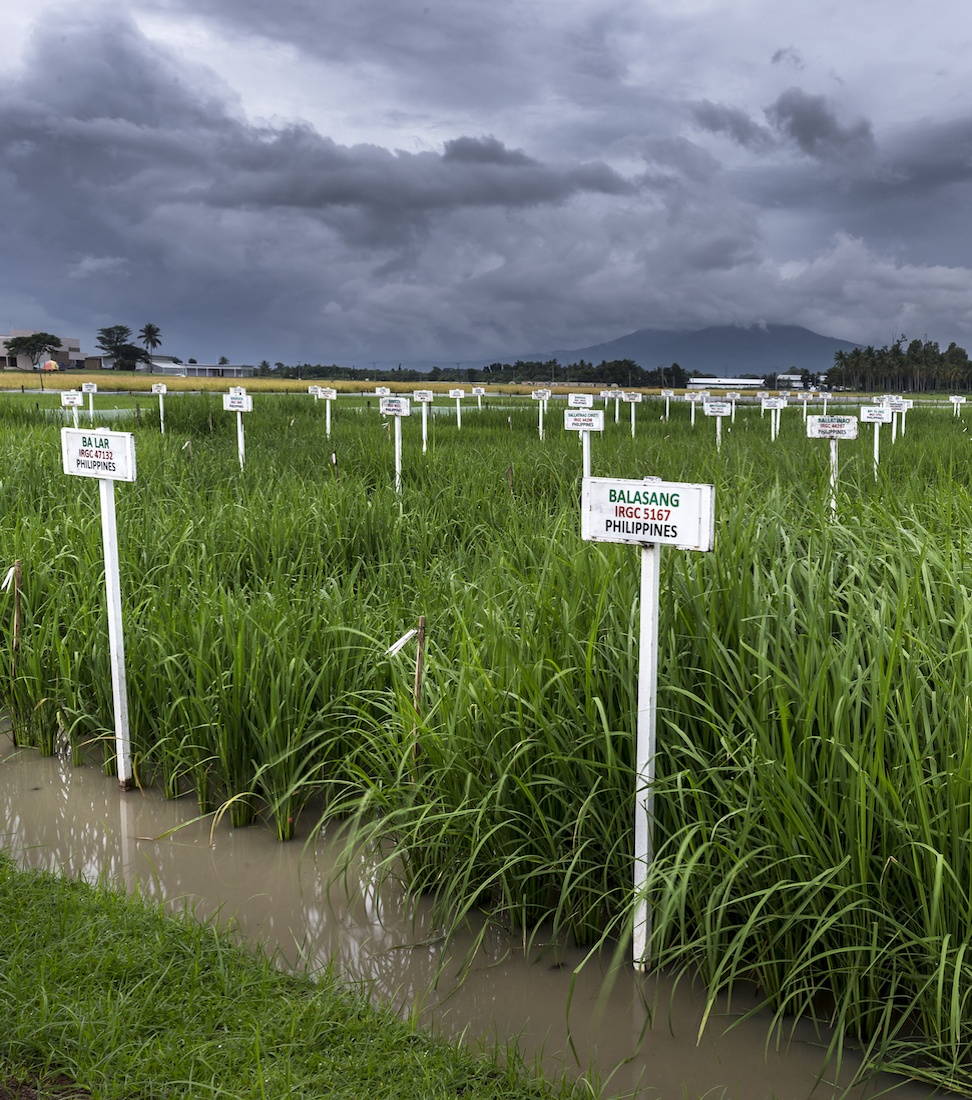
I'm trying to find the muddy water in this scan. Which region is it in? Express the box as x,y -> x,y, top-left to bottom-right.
0,738 -> 944,1100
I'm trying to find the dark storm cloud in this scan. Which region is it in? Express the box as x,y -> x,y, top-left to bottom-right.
0,9 -> 646,359
690,100 -> 776,151
766,87 -> 877,163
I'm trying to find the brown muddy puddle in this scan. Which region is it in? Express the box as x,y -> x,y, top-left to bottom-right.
0,737 -> 950,1100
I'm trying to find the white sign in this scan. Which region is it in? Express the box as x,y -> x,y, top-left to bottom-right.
860,406 -> 893,423
374,386 -> 391,396
308,385 -> 323,397
413,390 -> 434,403
703,401 -> 732,417
61,428 -> 137,482
660,389 -> 675,398
623,392 -> 643,403
600,389 -> 616,398
762,397 -> 787,410
581,477 -> 715,550
531,390 -> 547,401
471,387 -> 486,396
950,395 -> 966,404
319,387 -> 337,401
228,386 -> 247,397
82,382 -> 98,394
61,391 -> 84,407
223,393 -> 253,412
151,383 -> 167,395
568,393 -> 595,408
564,409 -> 605,431
380,395 -> 411,416
807,415 -> 858,439
449,388 -> 465,399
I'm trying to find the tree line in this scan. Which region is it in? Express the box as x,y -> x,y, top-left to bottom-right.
257,358 -> 692,387
825,338 -> 972,392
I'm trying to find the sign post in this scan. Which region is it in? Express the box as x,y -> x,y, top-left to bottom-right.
60,428 -> 137,789
532,390 -> 548,439
600,389 -> 615,412
152,383 -> 167,434
808,415 -> 858,515
223,388 -> 253,468
319,387 -> 337,439
860,405 -> 892,480
951,395 -> 966,418
624,391 -> 642,438
581,475 -> 715,969
565,400 -> 603,478
660,389 -> 674,421
449,388 -> 465,430
380,395 -> 411,493
703,399 -> 732,452
61,390 -> 83,428
413,390 -> 433,453
82,381 -> 98,425
472,385 -> 486,410
762,396 -> 786,441
726,391 -> 741,423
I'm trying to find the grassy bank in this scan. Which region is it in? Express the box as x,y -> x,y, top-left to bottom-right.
0,855 -> 584,1100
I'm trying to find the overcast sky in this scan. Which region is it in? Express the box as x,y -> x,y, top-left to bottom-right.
3,0 -> 972,365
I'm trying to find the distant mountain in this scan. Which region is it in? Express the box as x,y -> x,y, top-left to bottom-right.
553,324 -> 862,377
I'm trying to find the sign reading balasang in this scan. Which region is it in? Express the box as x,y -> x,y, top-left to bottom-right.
581,477 -> 714,550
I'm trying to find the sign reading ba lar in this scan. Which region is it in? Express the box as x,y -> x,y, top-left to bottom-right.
61,428 -> 137,482
582,477 -> 714,550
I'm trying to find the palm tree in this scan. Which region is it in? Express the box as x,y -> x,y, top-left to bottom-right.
139,324 -> 162,373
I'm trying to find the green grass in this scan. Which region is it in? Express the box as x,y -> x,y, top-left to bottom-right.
0,854 -> 588,1099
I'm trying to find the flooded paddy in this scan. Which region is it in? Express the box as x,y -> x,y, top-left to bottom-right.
0,736 -> 947,1100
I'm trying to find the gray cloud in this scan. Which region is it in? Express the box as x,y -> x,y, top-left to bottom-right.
771,47 -> 804,70
691,100 -> 776,151
765,87 -> 876,164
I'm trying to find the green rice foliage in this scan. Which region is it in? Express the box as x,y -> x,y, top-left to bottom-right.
4,392 -> 972,1090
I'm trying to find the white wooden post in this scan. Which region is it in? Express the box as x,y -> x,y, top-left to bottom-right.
633,540 -> 661,967
580,475 -> 715,969
60,428 -> 137,789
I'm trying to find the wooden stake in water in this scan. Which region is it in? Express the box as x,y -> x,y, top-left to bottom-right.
60,428 -> 138,789
580,475 -> 715,969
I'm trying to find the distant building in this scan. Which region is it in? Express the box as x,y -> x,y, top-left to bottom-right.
1,330 -> 86,370
687,377 -> 764,389
138,361 -> 257,379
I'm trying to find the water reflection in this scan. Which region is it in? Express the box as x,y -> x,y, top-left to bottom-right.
0,739 -> 946,1100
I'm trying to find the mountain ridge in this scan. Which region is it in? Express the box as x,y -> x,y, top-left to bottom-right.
551,323 -> 862,376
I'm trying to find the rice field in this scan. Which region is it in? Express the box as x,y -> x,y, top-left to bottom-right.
3,388 -> 972,1093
